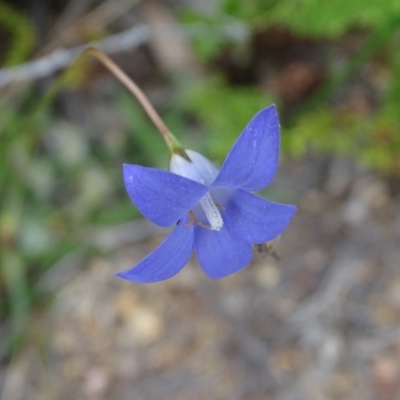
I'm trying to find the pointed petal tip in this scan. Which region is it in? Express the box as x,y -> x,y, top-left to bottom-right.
286,203 -> 298,215
213,104 -> 281,191
224,191 -> 297,244
265,103 -> 277,113
287,204 -> 298,220
115,217 -> 194,284
115,271 -> 132,281
115,270 -> 166,284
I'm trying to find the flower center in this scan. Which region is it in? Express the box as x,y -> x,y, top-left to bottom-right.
198,193 -> 223,231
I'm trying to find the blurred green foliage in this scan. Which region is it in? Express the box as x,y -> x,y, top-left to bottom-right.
224,0 -> 400,37
180,0 -> 400,175
0,2 -> 36,65
182,0 -> 400,52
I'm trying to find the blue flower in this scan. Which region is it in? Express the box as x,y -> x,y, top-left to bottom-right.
116,105 -> 296,282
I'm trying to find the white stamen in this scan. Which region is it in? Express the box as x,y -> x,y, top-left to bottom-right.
199,193 -> 223,231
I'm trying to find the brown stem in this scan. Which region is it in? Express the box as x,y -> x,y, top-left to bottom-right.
82,47 -> 172,146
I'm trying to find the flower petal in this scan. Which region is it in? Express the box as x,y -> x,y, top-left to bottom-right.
213,105 -> 280,191
116,218 -> 194,283
123,164 -> 208,227
194,226 -> 253,279
224,189 -> 297,244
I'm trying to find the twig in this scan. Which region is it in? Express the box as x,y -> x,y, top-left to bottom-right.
0,20 -> 250,89
0,24 -> 150,88
40,0 -> 140,55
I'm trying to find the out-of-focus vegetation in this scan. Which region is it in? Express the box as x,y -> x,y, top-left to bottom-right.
0,0 -> 399,357
180,0 -> 400,173
0,2 -> 36,66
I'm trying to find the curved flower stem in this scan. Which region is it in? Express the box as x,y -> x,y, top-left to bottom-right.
82,47 -> 186,156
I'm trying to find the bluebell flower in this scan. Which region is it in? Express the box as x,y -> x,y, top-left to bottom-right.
116,105 -> 296,282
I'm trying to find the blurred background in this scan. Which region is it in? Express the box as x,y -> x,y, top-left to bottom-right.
1,0 -> 400,399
